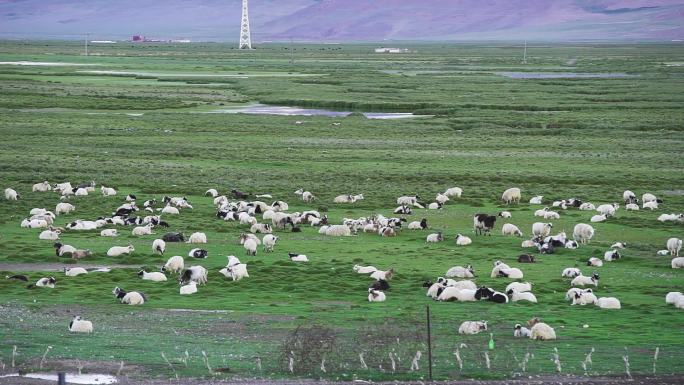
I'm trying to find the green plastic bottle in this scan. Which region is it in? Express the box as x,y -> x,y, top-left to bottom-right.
488,333 -> 495,350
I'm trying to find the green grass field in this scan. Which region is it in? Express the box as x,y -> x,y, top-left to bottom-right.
0,40 -> 683,382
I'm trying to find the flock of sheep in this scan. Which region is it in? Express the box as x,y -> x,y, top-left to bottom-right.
3,181 -> 684,340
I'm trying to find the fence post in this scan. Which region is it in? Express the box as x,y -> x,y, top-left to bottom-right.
57,372 -> 66,385
426,304 -> 433,381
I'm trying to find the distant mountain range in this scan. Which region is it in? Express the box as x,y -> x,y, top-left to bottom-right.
1,0 -> 683,41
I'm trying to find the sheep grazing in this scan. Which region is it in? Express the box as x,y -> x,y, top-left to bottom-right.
408,218 -> 428,230
107,245 -> 134,257
180,281 -> 198,295
475,287 -> 509,303
672,257 -> 684,269
514,324 -> 531,338
397,195 -> 420,206
179,266 -> 208,285
69,316 -> 93,333
573,223 -> 595,244
354,265 -> 378,274
101,186 -> 117,196
152,239 -> 166,255
219,263 -> 249,281
623,190 -> 637,204
187,232 -> 207,244
667,238 -> 682,256
445,265 -> 474,278
509,291 -> 538,303
502,223 -> 523,237
473,214 -> 496,236
517,254 -> 535,263
571,272 -> 600,287
368,288 -> 386,302
188,248 -> 208,258
497,267 -> 524,279
596,203 -> 619,217
162,255 -> 185,274
239,233 -> 262,245
444,187 -> 463,198
244,238 -> 258,256
260,234 -> 278,252
288,253 -> 309,262
4,188 -> 19,200
39,228 -> 61,241
112,287 -> 146,305
301,191 -> 316,203
529,319 -> 556,340
458,321 -> 488,335
55,203 -> 75,215
501,187 -> 521,204
370,268 -> 395,281
132,224 -> 154,236
31,276 -> 56,288
71,249 -> 92,260
604,249 -> 621,262
426,232 -> 444,243
435,193 -> 449,204
597,297 -> 621,309
587,257 -> 603,267
326,224 -> 353,237
562,268 -> 581,278
251,223 -> 272,234
64,268 -> 87,277
532,222 -> 553,238
162,232 -> 185,242
138,270 -> 167,282
100,229 -> 118,237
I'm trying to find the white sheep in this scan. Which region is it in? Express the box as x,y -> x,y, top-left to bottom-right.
161,205 -> 180,215
597,297 -> 621,309
643,201 -> 659,210
101,186 -> 117,196
498,267 -> 524,279
642,193 -> 658,203
572,291 -> 598,305
426,282 -> 444,298
152,239 -> 166,255
138,270 -> 167,282
498,211 -> 512,219
64,267 -> 88,277
370,268 -> 394,281
318,225 -> 330,234
444,187 -> 463,197
625,203 -> 639,211
438,287 -> 477,302
529,195 -> 543,204
55,203 -> 75,215
34,277 -> 56,288
100,229 -> 118,237
263,234 -> 278,252
23,218 -> 49,228
544,211 -> 560,220
289,253 -> 309,262
4,188 -> 19,200
657,249 -> 670,256
239,233 -> 262,245
107,245 -> 134,257
116,289 -> 146,305
426,233 -> 444,243
368,288 -> 386,302
181,266 -> 208,285
205,189 -> 219,198
132,224 -> 154,236
435,193 -> 449,204
671,257 -> 684,269
244,238 -> 257,256
573,223 -> 595,244
396,195 -> 419,205
74,188 -> 89,196
658,213 -> 684,222
566,287 -> 589,301
302,191 -> 316,203
579,202 -> 596,211
180,281 -> 198,295
251,223 -> 272,234
32,181 -> 52,192
534,207 -> 549,217
445,265 -> 474,278
590,214 -> 606,223
353,265 -> 378,274
521,239 -> 536,248
587,257 -> 603,267
490,261 -> 511,278
596,203 -> 619,217
505,282 -> 532,294
562,268 -> 581,278
333,194 -> 356,203
501,223 -> 523,237
510,291 -> 537,303
69,316 -> 93,333
427,202 -> 443,210
325,225 -> 352,237
532,222 -> 553,238
529,322 -> 556,340
666,292 -> 683,304
667,238 -> 682,256
604,249 -> 621,261
458,321 -> 487,335
501,187 -> 521,204
572,273 -> 599,287
39,229 -> 61,241
455,234 -> 472,246
514,324 -> 531,338
219,263 -> 249,281
187,232 -> 207,244
163,255 -> 184,274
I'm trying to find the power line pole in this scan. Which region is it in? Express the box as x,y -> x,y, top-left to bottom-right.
85,33 -> 89,56
522,40 -> 527,64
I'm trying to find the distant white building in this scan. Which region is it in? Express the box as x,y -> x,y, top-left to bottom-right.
374,47 -> 410,53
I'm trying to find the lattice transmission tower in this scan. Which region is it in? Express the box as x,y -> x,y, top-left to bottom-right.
239,0 -> 252,49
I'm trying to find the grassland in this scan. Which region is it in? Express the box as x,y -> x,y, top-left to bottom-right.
0,40 -> 683,382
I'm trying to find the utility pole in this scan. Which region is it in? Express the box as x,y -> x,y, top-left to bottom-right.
522,40 -> 527,64
85,33 -> 89,56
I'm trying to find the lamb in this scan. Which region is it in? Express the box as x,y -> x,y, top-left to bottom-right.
509,291 -> 538,303
445,265 -> 474,278
529,320 -> 556,340
566,287 -> 593,301
424,281 -> 444,298
71,249 -> 92,260
573,223 -> 595,244
532,222 -> 553,238
490,261 -> 510,278
544,211 -> 560,220
590,214 -> 607,223
408,218 -> 428,230
597,297 -> 621,309
162,255 -> 184,274
302,191 -> 316,203
368,288 -> 386,302
587,257 -> 603,267
271,200 -> 290,211
32,181 -> 52,192
263,234 -> 278,252
498,211 -> 512,219
497,267 -> 524,279
596,203 -> 619,217
426,232 -> 444,243
244,238 -> 258,256
138,270 -> 167,282
565,240 -> 579,249
288,253 -> 309,262
394,205 -> 412,214
521,239 -> 536,248
571,272 -> 600,287
32,276 -> 56,288
475,287 -> 509,303
625,203 -> 639,211
161,205 -> 180,215
179,266 -> 208,285
334,194 -> 356,203
435,193 -> 449,204
107,245 -> 134,257
354,265 -> 378,274
112,287 -> 146,305
505,282 -> 532,294
205,189 -> 219,198
579,202 -> 596,211
219,263 -> 249,281
397,195 -> 419,205
239,233 -> 261,245
529,195 -> 543,204
180,281 -> 198,295
251,223 -> 273,234
64,267 -> 88,277
667,238 -> 682,256
23,218 -> 48,228
611,242 -> 627,249
370,268 -> 394,281
623,190 -> 637,204
100,229 -> 118,237
4,188 -> 19,200
657,250 -> 670,256
54,242 -> 76,257
501,223 -> 523,237
643,200 -> 660,210
132,224 -> 154,236
458,321 -> 488,335
671,257 -> 684,269
152,239 -> 166,255
604,249 -> 621,261
427,202 -> 443,210
437,287 -> 477,302
642,193 -> 658,203
473,214 -> 496,236
444,187 -> 463,198
188,248 -> 208,258
101,186 -> 117,196
69,316 -> 93,333
39,229 -> 61,241
325,224 -> 352,237
187,232 -> 207,244
514,324 -> 531,338
666,292 -> 683,304
658,213 -> 684,222
501,187 -> 521,204
55,203 -> 75,215
239,212 -> 257,226
517,254 -> 535,263
454,234 -> 472,246
562,268 -> 581,278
